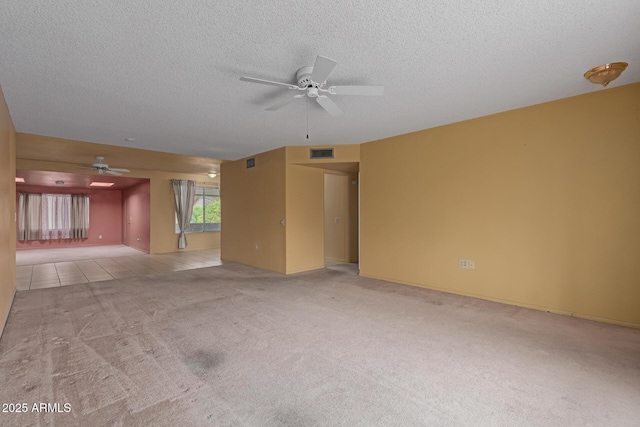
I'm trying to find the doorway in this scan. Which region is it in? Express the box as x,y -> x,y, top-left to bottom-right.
323,172 -> 358,266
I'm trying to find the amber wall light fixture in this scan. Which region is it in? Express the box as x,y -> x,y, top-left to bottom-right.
584,62 -> 628,87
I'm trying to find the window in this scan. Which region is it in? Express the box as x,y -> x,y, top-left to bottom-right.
42,194 -> 72,239
18,193 -> 90,241
175,186 -> 220,233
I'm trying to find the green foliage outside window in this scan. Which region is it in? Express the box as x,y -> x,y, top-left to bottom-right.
191,198 -> 221,224
177,186 -> 220,233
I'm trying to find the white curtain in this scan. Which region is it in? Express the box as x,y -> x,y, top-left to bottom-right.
18,193 -> 91,241
41,194 -> 72,239
172,179 -> 196,249
18,193 -> 42,241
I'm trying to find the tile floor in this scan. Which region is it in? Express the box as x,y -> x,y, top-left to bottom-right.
16,247 -> 222,291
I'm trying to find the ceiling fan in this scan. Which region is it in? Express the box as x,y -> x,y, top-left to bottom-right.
240,55 -> 384,116
81,156 -> 130,176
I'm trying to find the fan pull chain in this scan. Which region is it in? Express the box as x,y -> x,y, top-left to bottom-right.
306,97 -> 309,139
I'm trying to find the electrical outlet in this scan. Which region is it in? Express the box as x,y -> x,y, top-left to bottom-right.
98,234 -> 102,240
458,259 -> 475,269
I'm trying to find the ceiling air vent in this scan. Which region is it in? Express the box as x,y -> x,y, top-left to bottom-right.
310,148 -> 334,159
246,158 -> 255,168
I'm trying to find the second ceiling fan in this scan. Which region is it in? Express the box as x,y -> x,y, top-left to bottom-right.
240,55 -> 384,116
80,156 -> 130,176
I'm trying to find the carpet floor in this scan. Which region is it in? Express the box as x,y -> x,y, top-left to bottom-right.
0,263 -> 639,426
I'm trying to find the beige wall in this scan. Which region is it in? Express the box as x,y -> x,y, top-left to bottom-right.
220,147 -> 287,273
285,145 -> 360,271
0,84 -> 16,338
285,167 -> 359,272
222,145 -> 360,274
360,83 -> 640,328
16,137 -> 221,254
286,164 -> 325,273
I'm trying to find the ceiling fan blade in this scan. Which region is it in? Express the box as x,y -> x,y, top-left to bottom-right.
105,170 -> 123,176
108,168 -> 130,173
310,56 -> 337,84
240,76 -> 299,89
266,95 -> 304,111
316,96 -> 343,117
329,85 -> 385,96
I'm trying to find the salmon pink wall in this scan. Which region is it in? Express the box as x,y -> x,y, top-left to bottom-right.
123,180 -> 150,253
16,185 -> 123,249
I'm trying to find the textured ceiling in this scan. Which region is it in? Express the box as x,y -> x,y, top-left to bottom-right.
1,1 -> 639,161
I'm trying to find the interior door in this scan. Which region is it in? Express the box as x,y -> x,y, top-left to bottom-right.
324,173 -> 348,263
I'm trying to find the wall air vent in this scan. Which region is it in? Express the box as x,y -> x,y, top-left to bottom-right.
246,158 -> 255,168
310,148 -> 334,159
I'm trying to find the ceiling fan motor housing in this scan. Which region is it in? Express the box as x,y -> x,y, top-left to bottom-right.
296,66 -> 316,88
92,156 -> 108,169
